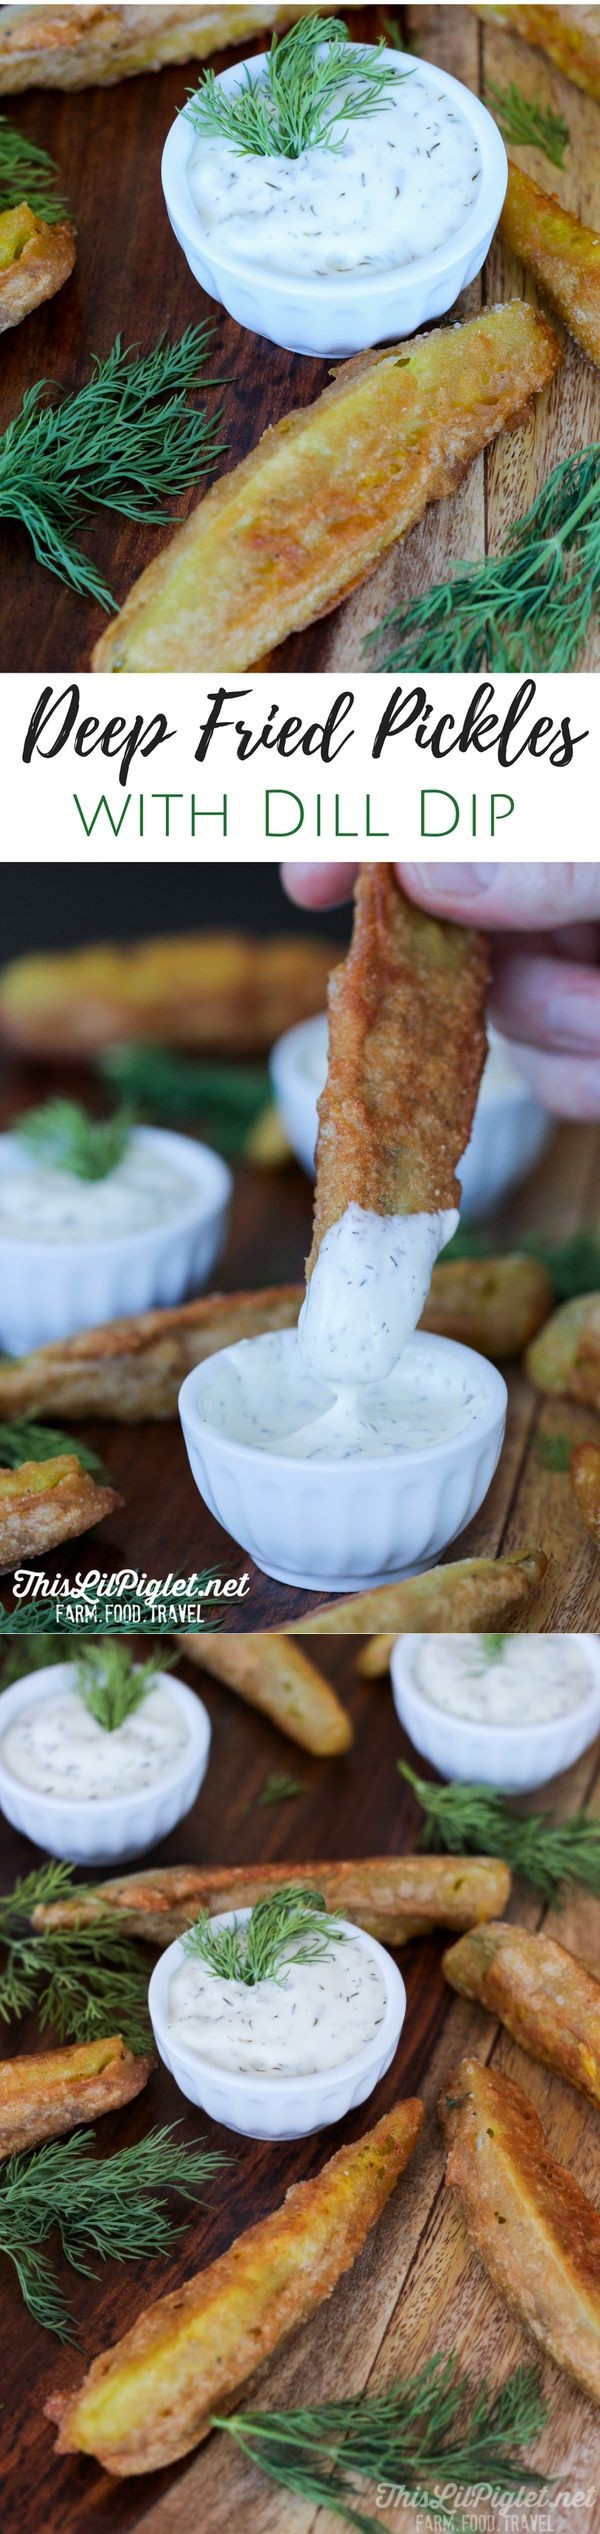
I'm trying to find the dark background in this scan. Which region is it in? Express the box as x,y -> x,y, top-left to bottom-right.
0,863 -> 351,962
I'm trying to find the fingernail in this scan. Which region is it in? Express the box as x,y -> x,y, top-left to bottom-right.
406,863 -> 499,896
546,992 -> 600,1049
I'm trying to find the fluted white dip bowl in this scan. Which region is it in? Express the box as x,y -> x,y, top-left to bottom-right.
390,1633 -> 600,1793
162,47 -> 507,358
149,1909 -> 406,2138
179,1331 -> 507,1591
0,1125 -> 232,1353
0,1662 -> 212,1863
270,1017 -> 553,1221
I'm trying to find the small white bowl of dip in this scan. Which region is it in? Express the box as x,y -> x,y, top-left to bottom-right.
390,1633 -> 600,1793
162,46 -> 507,358
179,1329 -> 507,1591
270,1017 -> 553,1222
0,1123 -> 232,1353
0,1661 -> 212,1863
149,1907 -> 406,2139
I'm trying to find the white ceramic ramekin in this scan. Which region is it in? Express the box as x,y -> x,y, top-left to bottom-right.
0,1662 -> 212,1863
0,1125 -> 232,1353
390,1634 -> 600,1793
270,1017 -> 553,1222
179,1332 -> 507,1591
149,1908 -> 406,2138
162,47 -> 508,358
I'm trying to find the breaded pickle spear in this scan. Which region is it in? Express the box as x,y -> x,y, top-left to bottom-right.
176,1632 -> 353,1754
287,1550 -> 548,1638
440,2057 -> 600,2403
0,1455 -> 121,1573
0,2035 -> 152,2156
93,305 -> 560,673
0,1287 -> 302,1424
420,1253 -> 551,1359
0,931 -> 333,1057
444,1923 -> 600,2108
0,6 -> 305,92
501,165 -> 600,372
47,2098 -> 424,2473
33,1854 -> 510,1950
0,202 -> 75,331
570,1440 -> 600,1544
470,6 -> 600,104
308,864 -> 489,1277
527,1294 -> 600,1409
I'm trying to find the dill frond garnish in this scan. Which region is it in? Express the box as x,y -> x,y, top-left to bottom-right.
183,1883 -> 341,1986
15,1098 -> 132,1180
0,115 -> 67,221
0,1417 -> 106,1480
369,446 -> 600,674
535,1431 -> 573,1472
486,81 -> 569,166
185,16 -> 405,160
74,1639 -> 173,1733
0,1864 -> 151,2051
218,2357 -> 548,2530
0,327 -> 224,609
257,1771 -> 306,1808
399,1764 -> 600,1904
99,1045 -> 272,1158
0,2124 -> 227,2340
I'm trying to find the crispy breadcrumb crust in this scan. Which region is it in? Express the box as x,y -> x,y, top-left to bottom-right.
0,6 -> 307,90
0,1454 -> 122,1572
288,1550 -> 548,1636
0,933 -> 333,1057
0,1287 -> 302,1423
177,1631 -> 353,1753
440,2056 -> 600,2403
35,1854 -> 511,1949
0,2034 -> 153,2154
444,1922 -> 600,2107
0,203 -> 75,329
471,6 -> 600,103
527,1294 -> 600,1409
501,163 -> 600,372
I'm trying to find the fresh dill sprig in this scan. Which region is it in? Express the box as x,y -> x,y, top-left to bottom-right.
218,2357 -> 548,2531
185,16 -> 405,161
535,1431 -> 573,1473
0,327 -> 224,610
399,1763 -> 600,1904
183,1883 -> 341,1986
0,2123 -> 227,2341
0,115 -> 67,221
480,1634 -> 508,1660
369,445 -> 600,675
382,14 -> 405,51
15,1098 -> 132,1182
257,1771 -> 306,1808
445,1224 -> 600,1305
0,1416 -> 105,1480
74,1639 -> 173,1733
0,1863 -> 151,2051
486,80 -> 569,166
99,1045 -> 273,1159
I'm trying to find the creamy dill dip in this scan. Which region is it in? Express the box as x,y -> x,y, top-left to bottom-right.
299,1204 -> 459,1387
187,67 -> 482,282
168,1931 -> 387,2076
0,1140 -> 199,1243
411,1635 -> 593,1726
0,1681 -> 188,1800
198,1325 -> 483,1462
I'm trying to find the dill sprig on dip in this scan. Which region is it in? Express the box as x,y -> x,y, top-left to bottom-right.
0,1415 -> 106,1480
218,2356 -> 548,2530
183,1883 -> 341,1987
369,445 -> 600,674
400,1764 -> 600,1905
0,2123 -> 227,2340
486,80 -> 569,166
0,114 -> 68,221
185,15 -> 404,161
0,1862 -> 151,2052
0,327 -> 224,609
16,1098 -> 132,1181
74,1640 -> 173,1733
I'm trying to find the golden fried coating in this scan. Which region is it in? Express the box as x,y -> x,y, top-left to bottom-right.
0,6 -> 308,91
570,1441 -> 600,1546
47,2098 -> 424,2473
471,6 -> 600,102
93,305 -> 561,674
0,2034 -> 153,2156
0,202 -> 75,330
440,2056 -> 600,2403
177,1632 -> 352,1754
444,1923 -> 600,2109
308,866 -> 489,1274
501,164 -> 600,372
34,1853 -> 510,1950
421,1254 -> 551,1359
289,1550 -> 548,1638
527,1294 -> 600,1409
0,932 -> 333,1059
0,1286 -> 302,1425
0,1454 -> 122,1573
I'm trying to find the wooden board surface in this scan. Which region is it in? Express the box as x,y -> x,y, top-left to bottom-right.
1,1038 -> 600,1631
1,1632 -> 599,2534
1,3 -> 599,674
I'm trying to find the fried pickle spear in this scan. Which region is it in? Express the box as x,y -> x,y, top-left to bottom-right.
527,1294 -> 600,1410
500,165 -> 600,373
0,1455 -> 122,1574
0,202 -> 75,330
444,1923 -> 600,2109
470,6 -> 600,104
440,2056 -> 600,2404
287,1550 -> 548,1643
0,931 -> 333,1059
47,2097 -> 424,2474
93,305 -> 561,674
0,1287 -> 302,1425
33,1854 -> 511,1951
0,6 -> 308,92
177,1632 -> 352,1754
0,2035 -> 153,2157
421,1253 -> 551,1360
570,1440 -> 600,1545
